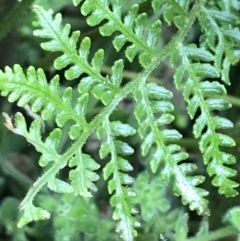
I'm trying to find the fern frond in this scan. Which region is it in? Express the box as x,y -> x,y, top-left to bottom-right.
73,0 -> 162,66
134,82 -> 209,215
88,59 -> 124,105
0,0 -> 216,237
2,112 -> 74,227
32,6 -> 115,88
0,65 -> 86,127
173,43 -> 238,197
7,113 -> 62,168
33,5 -> 127,106
69,149 -> 100,197
98,118 -> 138,241
9,112 -> 101,226
17,204 -> 50,228
12,113 -> 74,193
199,2 -> 240,83
152,0 -> 189,29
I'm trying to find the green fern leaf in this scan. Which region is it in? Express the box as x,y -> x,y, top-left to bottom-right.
163,3 -> 187,29
69,151 -> 100,197
152,0 -> 190,29
184,44 -> 214,62
199,3 -> 240,83
0,65 -> 86,126
54,92 -> 89,140
224,28 -> 240,42
32,6 -> 115,89
175,212 -> 189,241
5,113 -> 76,227
134,82 -> 209,215
174,43 -> 239,197
223,206 -> 240,231
99,117 -> 138,241
73,0 -> 161,66
208,9 -> 238,23
33,5 -> 127,106
17,204 -> 50,228
48,178 -> 74,193
1,1 -> 239,240
10,112 -> 61,167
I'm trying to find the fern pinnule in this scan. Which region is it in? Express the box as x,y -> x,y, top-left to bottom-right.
69,150 -> 100,197
17,204 -> 51,228
89,60 -> 124,105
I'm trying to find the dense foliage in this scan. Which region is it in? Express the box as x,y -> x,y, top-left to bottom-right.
0,0 -> 240,240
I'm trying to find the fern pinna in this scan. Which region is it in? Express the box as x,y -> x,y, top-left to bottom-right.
0,0 -> 239,241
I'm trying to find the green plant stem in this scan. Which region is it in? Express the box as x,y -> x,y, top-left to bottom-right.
187,226 -> 238,241
101,65 -> 161,84
171,137 -> 240,148
0,0 -> 34,40
0,153 -> 32,189
18,0 -> 206,212
223,94 -> 240,108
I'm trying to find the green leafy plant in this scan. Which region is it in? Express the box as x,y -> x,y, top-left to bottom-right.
0,0 -> 240,240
